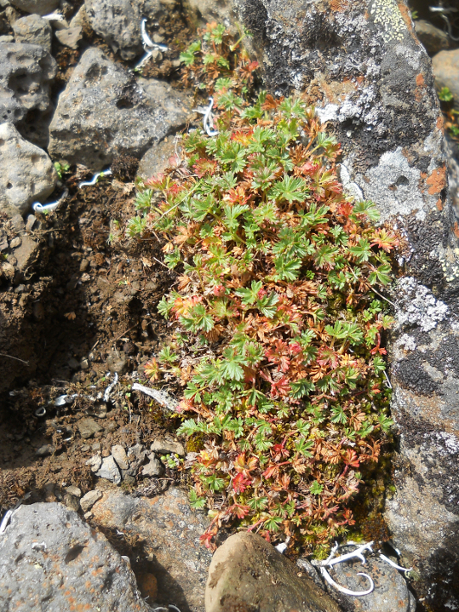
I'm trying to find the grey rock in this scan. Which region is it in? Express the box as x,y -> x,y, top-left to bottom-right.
25,213 -> 37,231
9,0 -> 60,15
12,14 -> 52,52
86,453 -> 102,472
96,455 -> 122,485
54,25 -> 82,49
324,555 -> 414,611
111,444 -> 129,470
0,34 -> 13,42
63,492 -> 80,512
0,42 -> 56,125
80,489 -> 102,512
0,502 -> 150,611
9,236 -> 21,248
150,437 -> 185,457
48,48 -> 190,171
35,443 -> 55,456
84,0 -> 142,60
77,417 -> 103,439
0,122 -> 57,217
106,349 -> 127,374
138,137 -> 176,179
432,49 -> 459,112
141,453 -> 164,477
415,19 -> 450,56
206,532 -> 341,612
91,487 -> 212,611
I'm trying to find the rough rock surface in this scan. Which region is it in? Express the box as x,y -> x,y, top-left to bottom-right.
0,42 -> 56,125
324,555 -> 415,612
138,137 -> 176,179
233,1 -> 458,609
0,122 -> 57,216
84,0 -> 143,60
48,47 -> 190,171
205,532 -> 341,612
9,0 -> 60,14
0,502 -> 151,611
432,49 -> 459,112
90,487 -> 212,612
12,14 -> 53,52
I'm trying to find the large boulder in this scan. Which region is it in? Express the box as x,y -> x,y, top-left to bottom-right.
48,47 -> 190,171
0,122 -> 57,216
232,1 -> 458,610
0,502 -> 151,612
0,42 -> 56,125
205,532 -> 341,612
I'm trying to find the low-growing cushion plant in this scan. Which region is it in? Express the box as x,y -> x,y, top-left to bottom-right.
131,89 -> 397,554
128,25 -> 398,554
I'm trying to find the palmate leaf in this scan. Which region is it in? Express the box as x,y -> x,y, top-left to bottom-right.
368,263 -> 392,286
274,256 -> 302,281
269,175 -> 307,203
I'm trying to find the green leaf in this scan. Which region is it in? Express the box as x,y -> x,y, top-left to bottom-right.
294,437 -> 314,457
264,515 -> 283,532
269,175 -> 307,203
274,255 -> 302,281
310,481 -> 324,495
189,488 -> 207,509
349,238 -> 371,263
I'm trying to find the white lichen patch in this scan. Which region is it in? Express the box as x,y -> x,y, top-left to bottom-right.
355,147 -> 425,222
398,333 -> 417,352
395,277 -> 449,332
369,0 -> 407,43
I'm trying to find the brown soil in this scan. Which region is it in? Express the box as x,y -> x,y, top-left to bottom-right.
0,160 -> 186,513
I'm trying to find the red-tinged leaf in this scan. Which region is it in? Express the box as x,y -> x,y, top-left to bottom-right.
199,530 -> 216,549
192,158 -> 218,178
232,473 -> 252,494
229,503 -> 251,518
342,449 -> 360,469
270,376 -> 291,398
234,453 -> 258,476
263,464 -> 278,479
337,201 -> 353,218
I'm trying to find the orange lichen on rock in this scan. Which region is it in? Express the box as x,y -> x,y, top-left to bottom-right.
426,166 -> 447,195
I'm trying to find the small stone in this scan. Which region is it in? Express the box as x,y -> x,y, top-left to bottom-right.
10,215 -> 24,232
80,444 -> 90,452
78,417 -> 103,439
80,358 -> 89,370
13,236 -> 39,272
35,444 -> 55,456
141,454 -> 164,477
80,489 -> 103,513
65,486 -> 82,498
25,214 -> 37,232
67,357 -> 80,371
150,438 -> 185,457
10,237 -> 21,248
85,454 -> 102,472
106,350 -> 127,374
111,444 -> 129,470
79,258 -> 89,272
92,442 -> 101,451
96,456 -> 122,485
54,26 -> 83,50
63,493 -> 80,512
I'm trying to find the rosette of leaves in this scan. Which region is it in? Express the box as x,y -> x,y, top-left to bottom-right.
134,90 -> 398,554
180,22 -> 259,97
